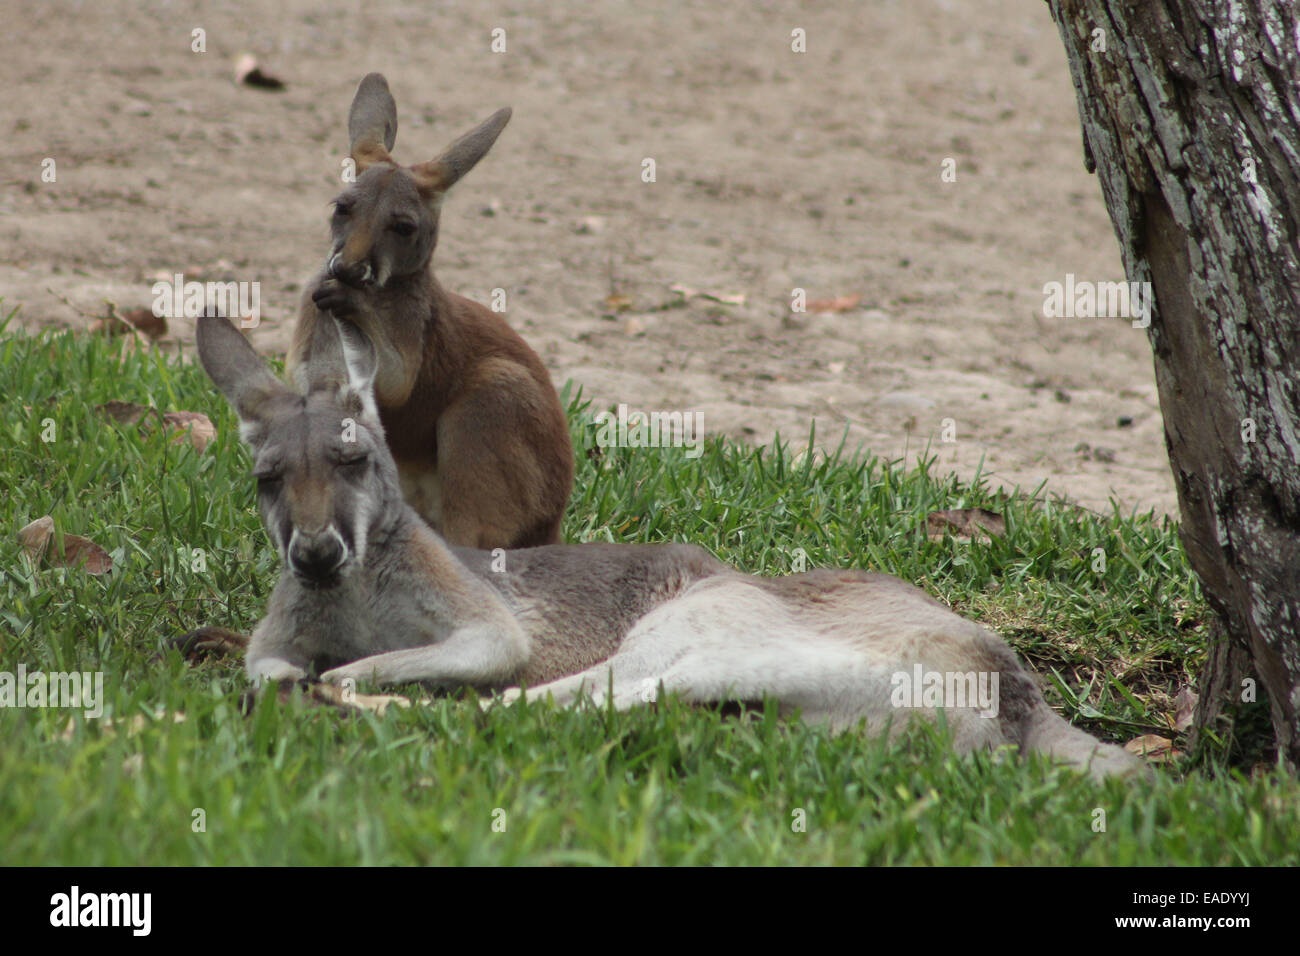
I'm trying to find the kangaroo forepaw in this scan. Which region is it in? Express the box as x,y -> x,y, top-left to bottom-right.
311,277 -> 359,319
248,657 -> 310,685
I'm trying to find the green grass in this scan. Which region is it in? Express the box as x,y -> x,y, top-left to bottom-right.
0,306 -> 1296,865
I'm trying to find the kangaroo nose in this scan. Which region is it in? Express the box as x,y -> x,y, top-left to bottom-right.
328,252 -> 373,288
289,530 -> 346,584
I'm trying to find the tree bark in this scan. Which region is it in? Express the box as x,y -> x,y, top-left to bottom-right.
1046,1 -> 1300,767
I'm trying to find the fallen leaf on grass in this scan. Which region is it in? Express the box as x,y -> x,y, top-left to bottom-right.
162,411 -> 216,452
96,402 -> 215,452
17,515 -> 113,574
602,293 -> 633,312
17,515 -> 54,561
1124,734 -> 1182,762
806,294 -> 862,313
97,400 -> 157,427
791,446 -> 826,469
925,508 -> 1006,542
85,301 -> 159,341
47,533 -> 112,574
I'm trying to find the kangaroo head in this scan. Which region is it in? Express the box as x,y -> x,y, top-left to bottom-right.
197,312 -> 403,590
326,73 -> 512,290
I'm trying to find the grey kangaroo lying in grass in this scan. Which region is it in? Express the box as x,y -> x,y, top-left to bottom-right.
196,311 -> 1143,780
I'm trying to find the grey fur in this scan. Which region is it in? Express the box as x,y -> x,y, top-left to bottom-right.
197,312 -> 1146,781
348,73 -> 398,163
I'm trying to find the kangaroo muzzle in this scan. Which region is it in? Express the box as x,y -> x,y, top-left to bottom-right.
287,526 -> 349,586
327,250 -> 376,288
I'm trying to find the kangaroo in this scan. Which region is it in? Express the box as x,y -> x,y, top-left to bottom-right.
198,312 -> 1143,780
287,73 -> 573,549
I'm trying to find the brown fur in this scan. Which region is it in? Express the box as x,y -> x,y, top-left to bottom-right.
287,73 -> 573,549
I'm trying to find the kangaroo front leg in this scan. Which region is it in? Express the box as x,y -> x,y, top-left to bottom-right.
248,656 -> 309,685
245,616 -> 313,685
320,623 -> 529,689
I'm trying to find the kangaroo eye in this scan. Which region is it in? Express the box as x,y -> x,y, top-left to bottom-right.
333,202 -> 352,218
339,455 -> 369,471
390,221 -> 416,236
255,473 -> 282,490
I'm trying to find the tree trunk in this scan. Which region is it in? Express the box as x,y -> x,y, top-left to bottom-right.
1046,1 -> 1300,768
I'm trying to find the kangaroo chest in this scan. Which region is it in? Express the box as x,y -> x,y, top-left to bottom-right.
376,396 -> 441,461
378,396 -> 444,529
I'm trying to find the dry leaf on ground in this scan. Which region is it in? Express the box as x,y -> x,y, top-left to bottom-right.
17,515 -> 55,562
120,306 -> 167,340
96,402 -> 215,452
1124,734 -> 1182,762
234,54 -> 286,90
806,294 -> 862,313
17,515 -> 113,573
925,508 -> 1006,541
162,411 -> 216,452
97,400 -> 157,427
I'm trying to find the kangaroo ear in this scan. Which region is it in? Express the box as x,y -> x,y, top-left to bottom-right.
195,311 -> 290,441
303,317 -> 380,421
349,73 -> 398,174
301,311 -> 349,394
335,318 -> 378,401
410,107 -> 511,197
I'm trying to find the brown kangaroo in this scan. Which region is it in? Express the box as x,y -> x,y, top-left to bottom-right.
287,73 -> 573,549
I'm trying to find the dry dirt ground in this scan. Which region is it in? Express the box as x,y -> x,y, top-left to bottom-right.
1,0 -> 1176,516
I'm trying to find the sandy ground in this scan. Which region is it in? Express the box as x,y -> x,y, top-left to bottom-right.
0,0 -> 1175,515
